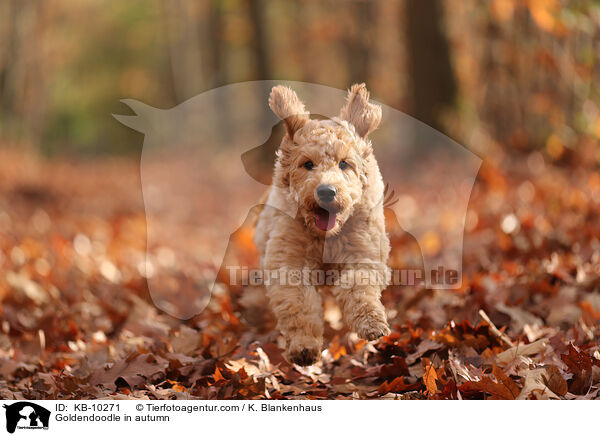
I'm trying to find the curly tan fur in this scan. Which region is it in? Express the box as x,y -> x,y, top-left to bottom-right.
339,83 -> 382,138
268,85 -> 309,137
254,84 -> 390,366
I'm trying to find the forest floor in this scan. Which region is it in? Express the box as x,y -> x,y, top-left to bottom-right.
1,149 -> 600,399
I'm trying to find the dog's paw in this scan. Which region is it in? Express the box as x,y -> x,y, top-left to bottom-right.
286,336 -> 322,366
355,315 -> 391,341
289,348 -> 319,366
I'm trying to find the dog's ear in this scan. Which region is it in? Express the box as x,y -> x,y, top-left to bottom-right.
269,86 -> 309,138
339,83 -> 382,138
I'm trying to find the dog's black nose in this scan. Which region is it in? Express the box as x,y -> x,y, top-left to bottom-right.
317,185 -> 336,202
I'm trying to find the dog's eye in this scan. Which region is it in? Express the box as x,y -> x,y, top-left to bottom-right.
303,161 -> 314,170
339,160 -> 350,170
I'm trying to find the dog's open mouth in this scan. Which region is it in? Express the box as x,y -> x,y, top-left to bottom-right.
313,206 -> 338,231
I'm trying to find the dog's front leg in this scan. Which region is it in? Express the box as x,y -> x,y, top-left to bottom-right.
333,266 -> 390,341
266,267 -> 323,366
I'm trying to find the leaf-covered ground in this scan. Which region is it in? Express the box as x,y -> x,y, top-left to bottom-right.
1,149 -> 600,399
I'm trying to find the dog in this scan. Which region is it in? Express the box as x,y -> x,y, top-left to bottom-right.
252,83 -> 391,366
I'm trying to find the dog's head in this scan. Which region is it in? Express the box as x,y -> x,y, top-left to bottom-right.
269,83 -> 382,235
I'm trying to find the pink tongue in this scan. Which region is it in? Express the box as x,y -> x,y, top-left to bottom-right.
315,209 -> 337,231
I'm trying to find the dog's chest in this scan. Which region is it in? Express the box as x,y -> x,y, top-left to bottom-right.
302,234 -> 350,266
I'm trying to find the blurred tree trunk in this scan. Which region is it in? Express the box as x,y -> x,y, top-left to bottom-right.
208,0 -> 227,88
0,0 -> 45,147
247,0 -> 273,134
404,0 -> 456,131
0,0 -> 18,126
27,1 -> 49,147
345,0 -> 374,85
162,1 -> 205,102
207,0 -> 231,143
247,0 -> 270,82
292,1 -> 315,83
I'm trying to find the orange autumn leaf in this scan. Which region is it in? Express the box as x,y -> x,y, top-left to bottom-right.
378,377 -> 420,395
423,362 -> 439,395
491,365 -> 520,399
168,379 -> 188,392
328,337 -> 348,360
459,366 -> 519,399
543,365 -> 567,397
237,366 -> 249,380
213,367 -> 225,382
527,0 -> 556,32
579,301 -> 600,326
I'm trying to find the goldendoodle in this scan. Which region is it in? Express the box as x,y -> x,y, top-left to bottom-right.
253,83 -> 391,365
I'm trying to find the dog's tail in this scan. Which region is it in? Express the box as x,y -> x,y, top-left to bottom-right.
383,183 -> 399,208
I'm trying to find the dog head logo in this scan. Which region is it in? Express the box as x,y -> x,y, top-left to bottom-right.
3,402 -> 50,433
114,81 -> 482,319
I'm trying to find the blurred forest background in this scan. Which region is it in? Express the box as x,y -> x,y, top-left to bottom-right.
1,0 -> 599,163
3,0 -> 600,400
